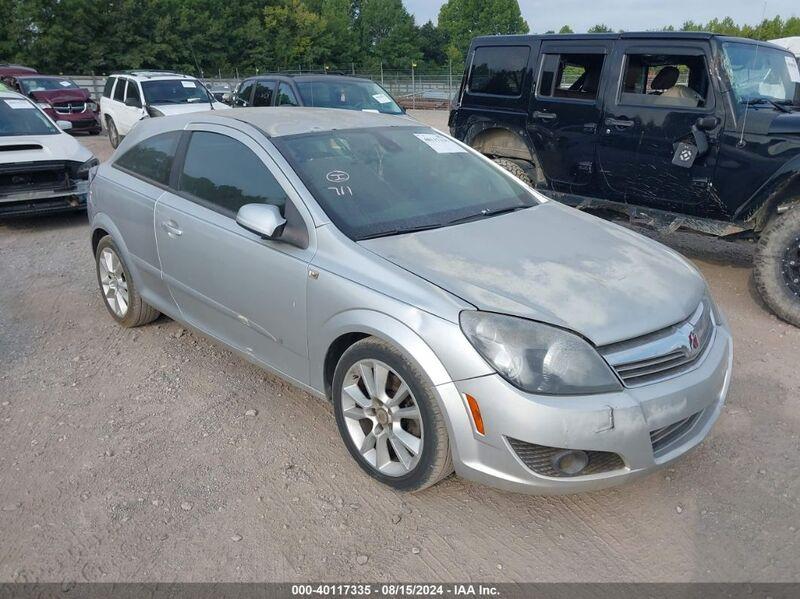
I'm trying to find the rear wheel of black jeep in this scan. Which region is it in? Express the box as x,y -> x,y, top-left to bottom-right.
754,207 -> 800,327
492,157 -> 533,187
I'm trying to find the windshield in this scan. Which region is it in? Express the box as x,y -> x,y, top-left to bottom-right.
296,79 -> 403,115
0,98 -> 59,136
19,78 -> 79,93
273,126 -> 538,240
722,42 -> 800,104
141,79 -> 212,105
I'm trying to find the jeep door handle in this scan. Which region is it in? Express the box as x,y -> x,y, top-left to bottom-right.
161,220 -> 182,237
605,117 -> 634,129
532,111 -> 557,121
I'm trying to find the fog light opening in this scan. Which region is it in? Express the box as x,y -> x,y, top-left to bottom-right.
465,394 -> 485,435
551,450 -> 589,476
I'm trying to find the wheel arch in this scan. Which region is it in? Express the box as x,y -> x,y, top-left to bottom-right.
89,214 -> 143,287
741,163 -> 800,232
313,310 -> 453,402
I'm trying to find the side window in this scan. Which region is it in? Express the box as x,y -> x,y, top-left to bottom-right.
179,131 -> 288,216
276,83 -> 298,106
619,53 -> 709,109
537,53 -> 605,100
114,131 -> 181,185
468,46 -> 530,96
234,80 -> 255,107
103,77 -> 116,98
113,78 -> 126,102
125,81 -> 141,105
252,80 -> 275,107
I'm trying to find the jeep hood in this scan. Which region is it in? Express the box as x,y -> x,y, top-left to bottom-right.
29,89 -> 90,104
358,201 -> 706,346
0,132 -> 92,165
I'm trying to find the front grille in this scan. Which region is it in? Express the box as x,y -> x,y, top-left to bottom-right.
54,102 -> 87,114
600,300 -> 715,387
0,161 -> 75,196
507,437 -> 625,477
650,411 -> 702,457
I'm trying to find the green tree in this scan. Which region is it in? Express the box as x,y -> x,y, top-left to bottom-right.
438,0 -> 528,63
587,23 -> 612,33
354,0 -> 420,68
558,25 -> 574,34
263,0 -> 328,70
418,20 -> 448,65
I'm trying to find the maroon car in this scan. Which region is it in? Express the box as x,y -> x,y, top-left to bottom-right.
8,75 -> 101,135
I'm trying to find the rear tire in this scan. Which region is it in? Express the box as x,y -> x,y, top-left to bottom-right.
753,207 -> 800,327
107,118 -> 120,149
493,157 -> 533,186
95,236 -> 160,327
332,337 -> 453,492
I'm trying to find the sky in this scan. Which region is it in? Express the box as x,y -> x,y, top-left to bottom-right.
404,0 -> 799,33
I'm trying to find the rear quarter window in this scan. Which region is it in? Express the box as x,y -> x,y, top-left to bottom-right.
102,77 -> 116,98
114,131 -> 181,186
468,46 -> 530,96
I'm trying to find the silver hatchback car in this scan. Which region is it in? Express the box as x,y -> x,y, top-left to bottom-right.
88,108 -> 733,494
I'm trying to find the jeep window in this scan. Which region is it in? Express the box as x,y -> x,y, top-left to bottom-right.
468,46 -> 529,96
113,78 -> 126,102
277,83 -> 299,107
537,53 -> 604,100
252,80 -> 275,107
619,53 -> 709,109
295,79 -> 402,114
125,80 -> 141,105
141,79 -> 212,105
234,80 -> 255,107
0,98 -> 59,136
722,42 -> 800,105
103,77 -> 116,98
114,131 -> 181,185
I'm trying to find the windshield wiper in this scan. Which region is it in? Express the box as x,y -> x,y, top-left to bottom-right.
358,222 -> 446,240
445,204 -> 530,227
742,97 -> 791,113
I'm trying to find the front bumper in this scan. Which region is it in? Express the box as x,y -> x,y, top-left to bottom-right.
435,325 -> 732,494
0,181 -> 89,217
44,109 -> 101,131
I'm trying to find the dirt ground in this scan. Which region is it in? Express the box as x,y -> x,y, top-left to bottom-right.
0,111 -> 798,583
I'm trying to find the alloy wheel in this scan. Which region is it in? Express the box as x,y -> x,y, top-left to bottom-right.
98,247 -> 129,317
340,359 -> 424,477
782,235 -> 800,297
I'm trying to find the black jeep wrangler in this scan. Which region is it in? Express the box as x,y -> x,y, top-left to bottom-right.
449,32 -> 800,326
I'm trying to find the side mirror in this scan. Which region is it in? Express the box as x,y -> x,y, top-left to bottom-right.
124,97 -> 141,108
236,204 -> 286,239
56,120 -> 73,131
696,116 -> 719,131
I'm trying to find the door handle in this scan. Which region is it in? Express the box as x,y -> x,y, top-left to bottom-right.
532,111 -> 557,121
161,220 -> 182,237
605,117 -> 634,129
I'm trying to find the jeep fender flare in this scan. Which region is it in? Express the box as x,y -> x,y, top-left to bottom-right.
739,156 -> 800,231
464,122 -> 542,171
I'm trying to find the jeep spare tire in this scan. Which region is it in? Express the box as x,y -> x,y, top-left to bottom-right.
754,207 -> 800,327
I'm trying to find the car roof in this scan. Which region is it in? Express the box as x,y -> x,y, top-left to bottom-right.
243,73 -> 375,84
15,74 -> 72,80
217,107 -> 419,137
110,71 -> 198,81
472,32 -> 790,50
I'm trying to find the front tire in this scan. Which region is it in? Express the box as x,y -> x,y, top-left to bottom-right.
753,207 -> 800,327
107,118 -> 120,149
492,157 -> 533,186
332,337 -> 453,492
95,236 -> 160,327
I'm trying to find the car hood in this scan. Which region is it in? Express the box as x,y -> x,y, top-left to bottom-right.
29,89 -> 90,104
358,201 -> 706,346
149,102 -> 230,115
0,132 -> 93,165
768,110 -> 800,134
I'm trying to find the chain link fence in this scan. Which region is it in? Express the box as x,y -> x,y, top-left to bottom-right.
65,65 -> 465,110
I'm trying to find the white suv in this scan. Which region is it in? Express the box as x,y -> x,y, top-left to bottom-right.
99,71 -> 228,148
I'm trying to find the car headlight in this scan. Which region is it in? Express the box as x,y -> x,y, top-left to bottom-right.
75,157 -> 100,180
460,311 -> 622,395
87,101 -> 98,111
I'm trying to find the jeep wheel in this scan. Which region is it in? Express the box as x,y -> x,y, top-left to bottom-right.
753,207 -> 800,327
107,118 -> 120,149
493,157 -> 533,187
